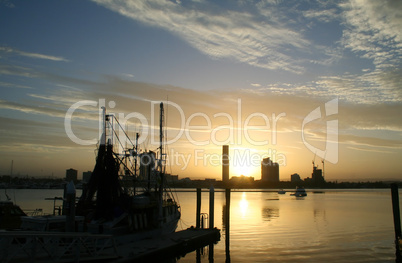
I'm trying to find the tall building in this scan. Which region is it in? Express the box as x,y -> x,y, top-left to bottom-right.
82,171 -> 92,183
66,168 -> 77,182
222,145 -> 229,182
261,157 -> 279,182
312,165 -> 325,184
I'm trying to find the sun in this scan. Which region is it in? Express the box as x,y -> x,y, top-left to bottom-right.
232,163 -> 259,177
229,147 -> 261,177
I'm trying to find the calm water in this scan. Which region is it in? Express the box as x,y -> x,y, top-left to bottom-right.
4,188 -> 400,262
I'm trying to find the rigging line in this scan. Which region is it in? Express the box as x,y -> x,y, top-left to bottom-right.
111,127 -> 126,152
164,97 -> 172,175
113,117 -> 135,147
112,152 -> 136,176
112,129 -> 138,178
108,116 -> 133,153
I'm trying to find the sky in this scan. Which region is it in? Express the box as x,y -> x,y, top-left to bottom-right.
0,0 -> 401,181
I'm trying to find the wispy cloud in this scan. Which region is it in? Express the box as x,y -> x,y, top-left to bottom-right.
0,0 -> 15,8
0,64 -> 40,78
0,81 -> 32,89
91,0 -> 342,74
247,68 -> 402,105
346,146 -> 394,154
340,134 -> 402,149
340,0 -> 402,69
0,46 -> 69,62
303,8 -> 339,23
0,99 -> 67,118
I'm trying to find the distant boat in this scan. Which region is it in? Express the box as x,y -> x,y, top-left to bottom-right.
277,189 -> 286,194
290,187 -> 307,197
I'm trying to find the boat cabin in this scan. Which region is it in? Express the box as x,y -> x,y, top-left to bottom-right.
21,215 -> 85,232
0,201 -> 27,229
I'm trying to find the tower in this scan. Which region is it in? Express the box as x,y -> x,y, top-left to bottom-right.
66,168 -> 78,183
222,145 -> 229,182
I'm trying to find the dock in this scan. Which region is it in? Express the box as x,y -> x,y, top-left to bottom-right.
0,227 -> 220,263
115,227 -> 220,262
0,231 -> 119,263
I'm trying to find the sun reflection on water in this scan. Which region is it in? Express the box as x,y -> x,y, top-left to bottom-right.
239,192 -> 249,218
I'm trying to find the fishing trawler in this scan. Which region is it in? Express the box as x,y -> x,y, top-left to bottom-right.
75,102 -> 180,241
17,102 -> 180,240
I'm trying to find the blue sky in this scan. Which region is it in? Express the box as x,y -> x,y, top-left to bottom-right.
0,0 -> 401,181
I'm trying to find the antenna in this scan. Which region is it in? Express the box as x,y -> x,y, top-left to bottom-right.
312,152 -> 316,168
321,159 -> 325,179
321,152 -> 326,179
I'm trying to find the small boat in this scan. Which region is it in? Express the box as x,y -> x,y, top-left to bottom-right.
0,200 -> 27,230
290,187 -> 307,197
277,189 -> 286,194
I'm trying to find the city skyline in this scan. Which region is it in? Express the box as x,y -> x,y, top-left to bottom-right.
0,1 -> 401,181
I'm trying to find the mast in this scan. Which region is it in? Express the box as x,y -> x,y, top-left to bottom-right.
10,160 -> 13,177
132,133 -> 139,195
101,107 -> 106,145
158,102 -> 165,226
134,133 -> 139,177
159,102 -> 164,174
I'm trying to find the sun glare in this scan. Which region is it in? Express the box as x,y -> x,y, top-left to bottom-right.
232,163 -> 259,178
239,192 -> 249,217
229,147 -> 262,178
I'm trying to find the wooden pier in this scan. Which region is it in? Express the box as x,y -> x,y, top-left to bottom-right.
114,227 -> 220,262
0,227 -> 220,263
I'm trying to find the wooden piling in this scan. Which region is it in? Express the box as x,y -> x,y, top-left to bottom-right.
391,183 -> 401,260
196,188 -> 201,229
225,188 -> 231,260
66,181 -> 76,232
209,243 -> 214,263
209,186 -> 215,229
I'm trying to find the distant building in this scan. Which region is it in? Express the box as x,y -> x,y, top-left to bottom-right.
230,175 -> 254,184
261,158 -> 279,182
165,174 -> 178,181
312,165 -> 325,184
205,178 -> 216,183
66,168 -> 77,182
291,173 -> 302,183
180,177 -> 192,184
222,145 -> 229,182
82,171 -> 91,183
